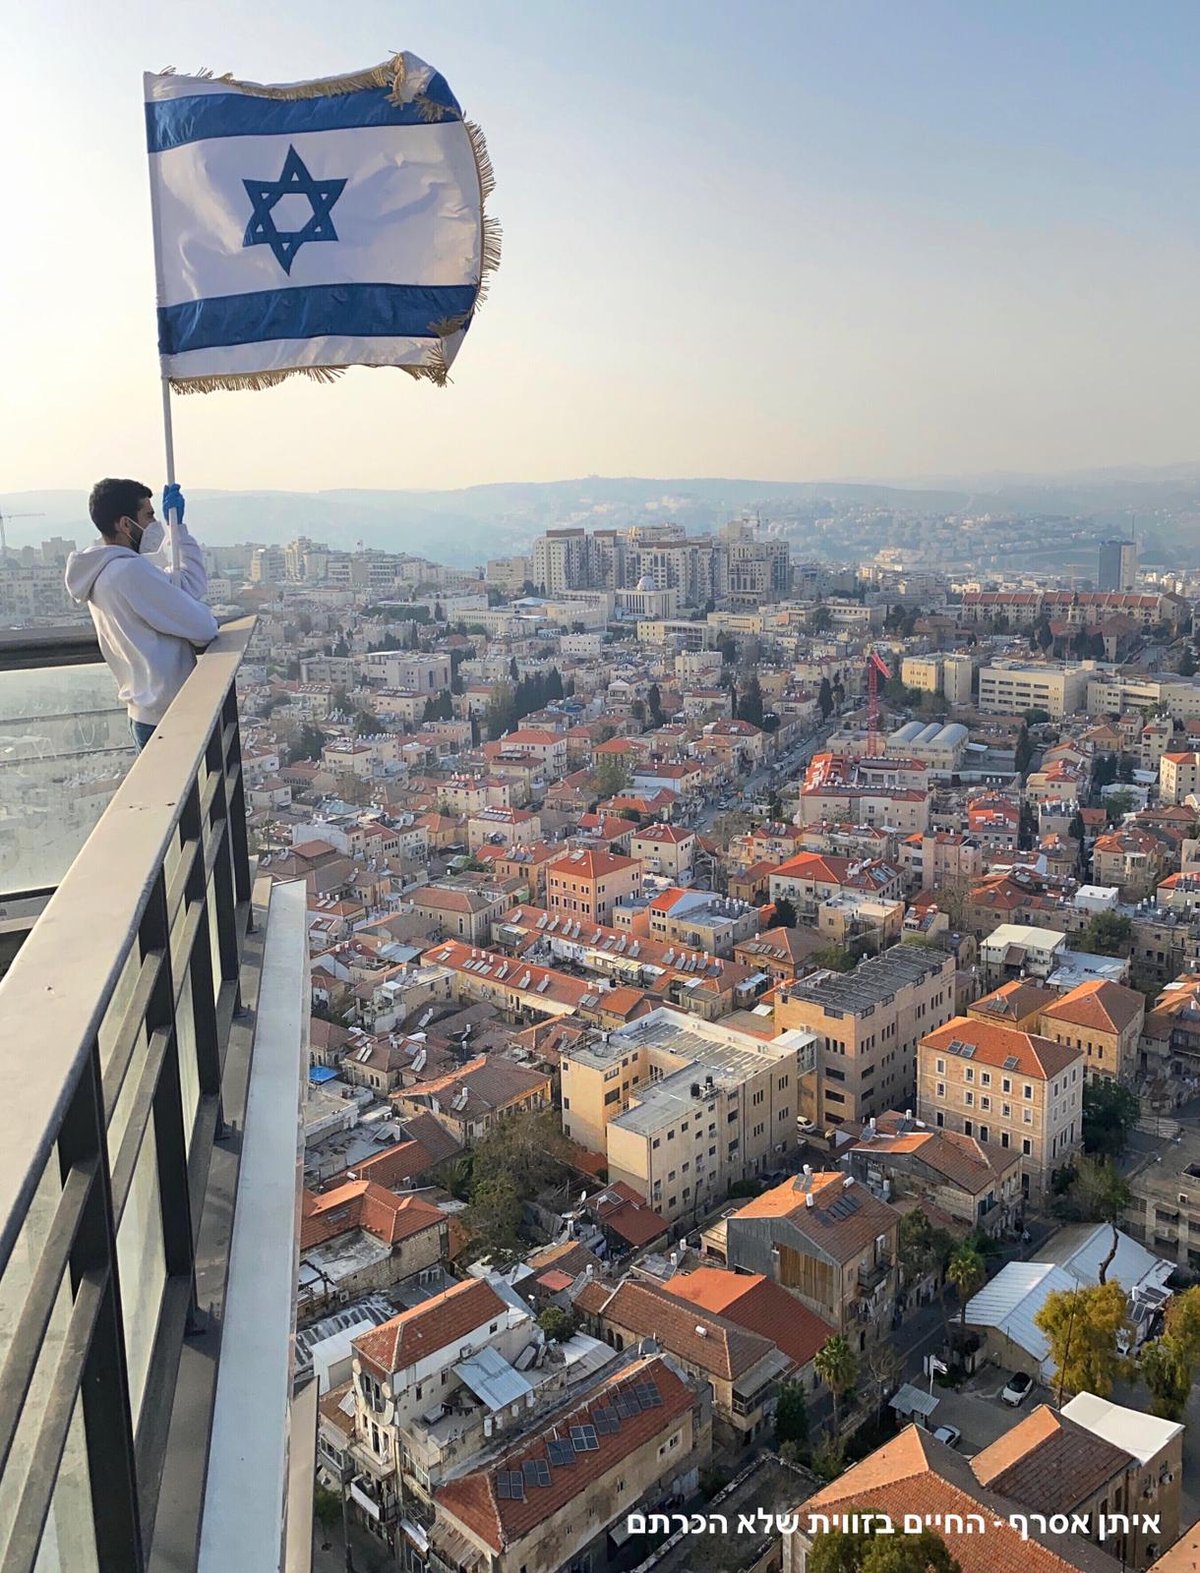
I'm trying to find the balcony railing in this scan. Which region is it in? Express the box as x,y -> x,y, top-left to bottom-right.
0,618 -> 307,1573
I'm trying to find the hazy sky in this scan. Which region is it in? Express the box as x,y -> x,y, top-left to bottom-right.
3,0 -> 1199,494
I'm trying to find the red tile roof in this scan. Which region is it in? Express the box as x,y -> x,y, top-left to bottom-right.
434,1355 -> 695,1553
300,1183 -> 444,1250
353,1278 -> 510,1379
665,1267 -> 834,1368
921,1016 -> 1082,1080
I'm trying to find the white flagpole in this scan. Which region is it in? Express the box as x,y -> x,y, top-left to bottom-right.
161,376 -> 181,578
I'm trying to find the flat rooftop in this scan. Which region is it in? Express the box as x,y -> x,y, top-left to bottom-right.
780,944 -> 950,1015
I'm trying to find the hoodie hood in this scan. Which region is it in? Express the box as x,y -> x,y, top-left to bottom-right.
64,541 -> 139,603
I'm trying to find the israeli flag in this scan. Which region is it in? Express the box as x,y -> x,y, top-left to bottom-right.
144,53 -> 498,392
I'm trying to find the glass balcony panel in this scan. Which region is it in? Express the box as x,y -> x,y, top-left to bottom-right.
96,944 -> 142,1089
32,1393 -> 99,1573
175,967 -> 201,1154
110,1087 -> 166,1424
0,1168 -> 76,1566
207,868 -> 225,1003
0,661 -> 132,896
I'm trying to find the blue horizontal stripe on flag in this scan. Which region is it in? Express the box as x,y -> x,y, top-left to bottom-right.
146,75 -> 461,155
158,282 -> 477,356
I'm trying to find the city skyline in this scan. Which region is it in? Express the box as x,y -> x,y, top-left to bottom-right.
3,1 -> 1199,494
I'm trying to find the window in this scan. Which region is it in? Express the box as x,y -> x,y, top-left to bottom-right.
1001,1132 -> 1010,1148
652,1137 -> 660,1149
1024,1084 -> 1033,1100
1002,1077 -> 1011,1093
964,1120 -> 973,1137
981,1096 -> 991,1111
965,1067 -> 974,1083
936,1058 -> 945,1073
981,1071 -> 991,1087
1023,1138 -> 1032,1156
935,1112 -> 944,1128
965,1091 -> 974,1107
1024,1109 -> 1033,1124
937,1082 -> 945,1098
979,1125 -> 989,1143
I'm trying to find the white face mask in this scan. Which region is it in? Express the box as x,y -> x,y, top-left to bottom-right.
124,517 -> 146,553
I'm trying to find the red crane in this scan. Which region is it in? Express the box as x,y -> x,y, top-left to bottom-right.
865,648 -> 892,757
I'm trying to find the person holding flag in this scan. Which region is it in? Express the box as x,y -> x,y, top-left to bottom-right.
65,480 -> 218,750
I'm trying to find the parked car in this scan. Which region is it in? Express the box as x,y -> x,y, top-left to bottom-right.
1001,1372 -> 1034,1407
797,1117 -> 817,1134
932,1425 -> 961,1448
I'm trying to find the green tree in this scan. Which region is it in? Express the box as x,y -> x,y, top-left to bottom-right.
898,1210 -> 955,1343
647,682 -> 664,727
537,1305 -> 579,1343
485,680 -> 515,741
1014,724 -> 1034,778
716,632 -> 737,666
1024,707 -> 1052,725
462,1175 -> 523,1262
1105,788 -> 1137,823
813,1333 -> 857,1434
809,1520 -> 960,1573
1163,1283 -> 1200,1362
1036,1280 -> 1129,1400
818,677 -> 834,721
737,674 -> 765,728
810,605 -> 834,635
1179,647 -> 1197,678
1079,911 -> 1133,957
1140,1336 -> 1192,1421
1081,1082 -> 1140,1159
773,1380 -> 809,1449
773,896 -> 798,929
1068,1157 -> 1130,1284
811,945 -> 855,973
593,752 -> 632,800
947,1242 -> 985,1340
313,1484 -> 342,1551
286,723 -> 327,763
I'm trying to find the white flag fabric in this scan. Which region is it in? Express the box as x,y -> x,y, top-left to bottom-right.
144,53 -> 498,392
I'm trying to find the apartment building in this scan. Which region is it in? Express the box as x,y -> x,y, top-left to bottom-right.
774,945 -> 957,1127
431,1355 -> 712,1573
977,662 -> 1089,718
1087,673 -> 1200,722
725,1169 -> 901,1346
348,1277 -> 535,1524
628,822 -> 696,880
917,1016 -> 1084,1203
641,886 -> 760,957
466,806 -> 543,853
547,848 -> 643,926
768,852 -> 904,916
843,1111 -> 1023,1237
363,651 -> 453,693
575,1275 -> 801,1445
1038,979 -> 1145,1082
1160,752 -> 1200,805
559,1007 -> 817,1222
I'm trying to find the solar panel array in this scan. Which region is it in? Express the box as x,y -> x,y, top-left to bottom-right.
822,1192 -> 862,1220
496,1470 -> 526,1500
500,1378 -> 663,1497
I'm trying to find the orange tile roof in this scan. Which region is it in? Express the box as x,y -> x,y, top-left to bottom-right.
921,1016 -> 1082,1080
587,1278 -> 776,1381
971,1404 -> 1134,1513
547,848 -> 639,880
434,1355 -> 695,1553
731,1170 -> 899,1262
299,1182 -> 444,1250
1039,979 -> 1144,1035
353,1278 -> 510,1379
803,1425 -> 1116,1573
665,1267 -> 834,1368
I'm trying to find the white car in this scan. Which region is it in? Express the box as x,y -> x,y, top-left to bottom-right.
932,1424 -> 961,1448
1001,1372 -> 1034,1407
797,1117 -> 817,1134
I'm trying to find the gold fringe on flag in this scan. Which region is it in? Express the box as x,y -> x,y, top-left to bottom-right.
157,52 -> 500,393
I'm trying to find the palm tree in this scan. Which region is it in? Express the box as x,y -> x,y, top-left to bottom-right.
814,1334 -> 858,1434
947,1242 -> 986,1344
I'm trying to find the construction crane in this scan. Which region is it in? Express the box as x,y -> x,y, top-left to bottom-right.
865,647 -> 893,757
0,506 -> 45,560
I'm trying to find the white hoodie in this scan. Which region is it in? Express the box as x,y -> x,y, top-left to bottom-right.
64,519 -> 219,724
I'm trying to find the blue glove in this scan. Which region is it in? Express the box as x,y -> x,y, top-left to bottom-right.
162,483 -> 186,526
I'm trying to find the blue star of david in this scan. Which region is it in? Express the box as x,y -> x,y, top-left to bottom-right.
242,145 -> 347,274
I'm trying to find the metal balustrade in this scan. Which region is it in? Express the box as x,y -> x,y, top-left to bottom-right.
0,618 -> 262,1573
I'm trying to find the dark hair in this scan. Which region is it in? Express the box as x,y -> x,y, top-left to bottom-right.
89,478 -> 151,538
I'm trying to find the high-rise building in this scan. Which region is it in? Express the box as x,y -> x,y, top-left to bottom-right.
1098,538 -> 1137,592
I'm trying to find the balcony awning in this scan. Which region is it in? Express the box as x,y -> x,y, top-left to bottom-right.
453,1345 -> 534,1411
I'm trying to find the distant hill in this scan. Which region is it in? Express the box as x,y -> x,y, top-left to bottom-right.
5,465 -> 1200,566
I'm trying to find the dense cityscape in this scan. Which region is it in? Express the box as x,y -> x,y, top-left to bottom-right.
7,500 -> 1200,1573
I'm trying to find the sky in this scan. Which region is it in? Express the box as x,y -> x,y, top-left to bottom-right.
3,0 -> 1199,496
